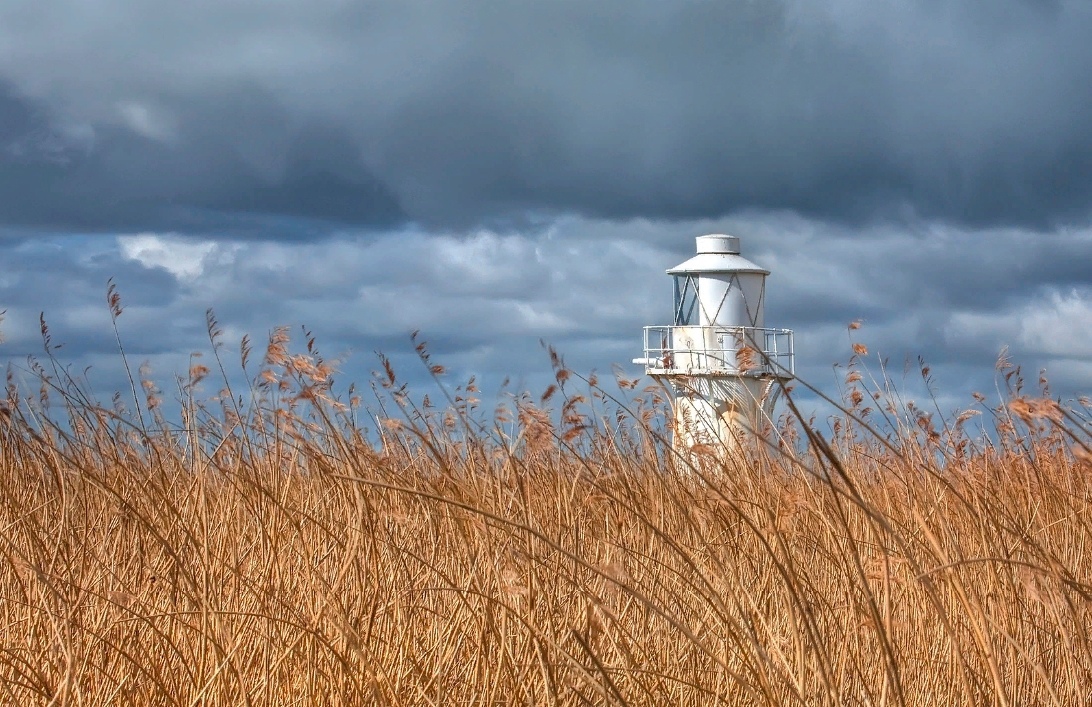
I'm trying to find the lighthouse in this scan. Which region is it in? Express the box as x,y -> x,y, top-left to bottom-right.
634,234 -> 794,448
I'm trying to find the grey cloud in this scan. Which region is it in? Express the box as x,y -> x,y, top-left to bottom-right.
0,240 -> 183,358
0,83 -> 404,235
2,217 -> 1088,429
2,1 -> 1092,234
709,213 -> 1092,322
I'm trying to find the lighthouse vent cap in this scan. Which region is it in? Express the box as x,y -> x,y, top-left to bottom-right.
667,233 -> 768,275
695,234 -> 740,255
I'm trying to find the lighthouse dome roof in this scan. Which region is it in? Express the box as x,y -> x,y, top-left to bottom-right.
666,234 -> 770,276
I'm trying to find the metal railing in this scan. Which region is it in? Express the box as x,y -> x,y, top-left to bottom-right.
636,325 -> 794,377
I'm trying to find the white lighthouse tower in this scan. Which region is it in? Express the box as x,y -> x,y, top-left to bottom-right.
634,234 -> 794,448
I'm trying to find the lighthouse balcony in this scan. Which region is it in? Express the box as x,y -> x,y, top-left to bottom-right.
636,325 -> 795,378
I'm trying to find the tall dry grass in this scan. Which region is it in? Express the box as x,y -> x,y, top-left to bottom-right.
0,306 -> 1090,705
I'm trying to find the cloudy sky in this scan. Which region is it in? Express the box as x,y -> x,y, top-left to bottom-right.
1,0 -> 1090,420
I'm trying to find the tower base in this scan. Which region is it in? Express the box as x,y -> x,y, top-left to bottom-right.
667,374 -> 787,451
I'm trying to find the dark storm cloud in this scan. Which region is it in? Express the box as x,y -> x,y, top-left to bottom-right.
3,0 -> 1092,234
0,82 -> 404,234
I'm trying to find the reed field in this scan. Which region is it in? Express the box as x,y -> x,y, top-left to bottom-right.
1,306 -> 1091,706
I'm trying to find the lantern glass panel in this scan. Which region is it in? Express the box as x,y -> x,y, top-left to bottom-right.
673,275 -> 699,326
